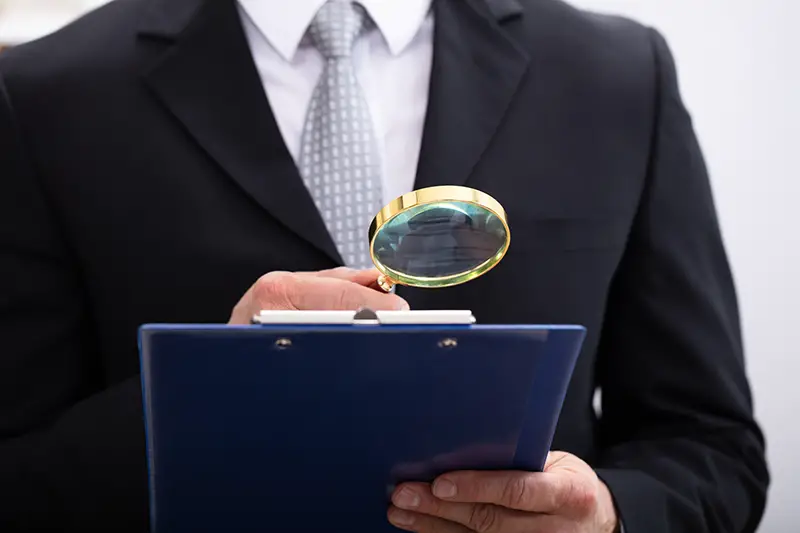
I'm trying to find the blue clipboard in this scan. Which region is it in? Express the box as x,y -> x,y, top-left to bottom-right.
138,310 -> 586,533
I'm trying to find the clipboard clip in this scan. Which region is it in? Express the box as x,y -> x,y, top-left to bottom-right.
251,309 -> 476,325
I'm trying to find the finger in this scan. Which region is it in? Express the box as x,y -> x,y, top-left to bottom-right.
392,483 -> 531,533
300,267 -> 383,288
292,275 -> 408,310
430,470 -> 594,514
387,506 -> 472,533
255,272 -> 408,311
320,267 -> 383,291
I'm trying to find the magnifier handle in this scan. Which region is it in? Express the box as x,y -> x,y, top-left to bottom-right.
377,274 -> 396,293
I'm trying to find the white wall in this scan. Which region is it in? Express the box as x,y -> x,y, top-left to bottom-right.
1,0 -> 797,530
0,0 -> 119,45
0,0 -> 80,45
567,1 -> 799,531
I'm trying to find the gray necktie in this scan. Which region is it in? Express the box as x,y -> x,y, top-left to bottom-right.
298,0 -> 384,269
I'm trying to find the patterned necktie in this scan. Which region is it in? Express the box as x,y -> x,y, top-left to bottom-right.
298,0 -> 384,269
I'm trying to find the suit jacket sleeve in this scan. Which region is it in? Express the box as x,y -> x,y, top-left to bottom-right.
0,69 -> 148,530
593,29 -> 769,533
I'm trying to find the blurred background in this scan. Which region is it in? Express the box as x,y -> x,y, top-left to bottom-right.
1,0 -> 797,531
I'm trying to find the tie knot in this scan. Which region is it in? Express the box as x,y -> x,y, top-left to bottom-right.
309,0 -> 367,59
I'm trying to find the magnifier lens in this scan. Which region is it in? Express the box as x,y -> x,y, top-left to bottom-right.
369,188 -> 510,289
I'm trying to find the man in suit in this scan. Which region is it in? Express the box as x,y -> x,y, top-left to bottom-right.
0,0 -> 769,531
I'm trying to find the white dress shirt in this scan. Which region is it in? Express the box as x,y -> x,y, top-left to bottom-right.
237,0 -> 434,204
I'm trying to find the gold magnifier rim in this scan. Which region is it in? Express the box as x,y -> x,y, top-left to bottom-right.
368,185 -> 511,289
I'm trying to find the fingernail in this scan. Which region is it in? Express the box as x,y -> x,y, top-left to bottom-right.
394,487 -> 421,509
389,510 -> 416,527
396,299 -> 410,311
432,478 -> 457,498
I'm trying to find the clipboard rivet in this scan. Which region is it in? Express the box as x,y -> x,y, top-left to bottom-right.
438,338 -> 458,349
274,338 -> 293,349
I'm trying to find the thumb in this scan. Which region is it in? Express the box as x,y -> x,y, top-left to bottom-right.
301,267 -> 384,290
289,275 -> 409,311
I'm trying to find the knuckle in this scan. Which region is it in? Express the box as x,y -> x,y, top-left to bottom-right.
253,271 -> 295,308
468,504 -> 500,533
579,484 -> 599,515
561,478 -> 597,516
502,476 -> 530,509
332,285 -> 353,310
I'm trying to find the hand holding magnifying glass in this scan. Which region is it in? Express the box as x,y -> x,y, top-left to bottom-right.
368,186 -> 510,292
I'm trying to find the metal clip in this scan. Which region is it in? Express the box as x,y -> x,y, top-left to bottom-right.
438,338 -> 458,349
352,308 -> 381,325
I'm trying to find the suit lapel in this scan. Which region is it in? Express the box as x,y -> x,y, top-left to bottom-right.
134,0 -> 529,266
138,0 -> 343,265
414,0 -> 529,190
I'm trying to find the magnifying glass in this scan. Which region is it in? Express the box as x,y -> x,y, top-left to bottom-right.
369,186 -> 510,292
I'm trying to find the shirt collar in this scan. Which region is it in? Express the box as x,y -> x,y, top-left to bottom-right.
238,0 -> 433,62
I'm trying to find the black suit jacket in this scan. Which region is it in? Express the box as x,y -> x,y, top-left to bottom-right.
0,0 -> 769,531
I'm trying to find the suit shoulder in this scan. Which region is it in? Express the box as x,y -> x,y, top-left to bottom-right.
0,0 -> 149,88
516,0 -> 654,47
513,0 -> 658,82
